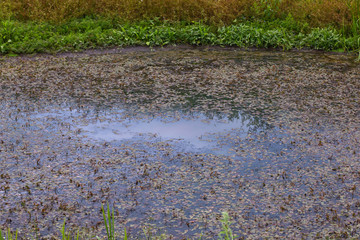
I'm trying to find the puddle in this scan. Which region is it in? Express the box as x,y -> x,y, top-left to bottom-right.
82,114 -> 251,147
1,47 -> 359,239
30,108 -> 261,156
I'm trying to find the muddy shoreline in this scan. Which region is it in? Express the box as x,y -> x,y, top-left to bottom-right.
2,44 -> 357,59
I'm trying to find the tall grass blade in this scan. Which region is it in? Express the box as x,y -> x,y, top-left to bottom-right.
124,227 -> 128,240
107,203 -> 112,239
0,228 -> 18,240
61,218 -> 66,240
102,202 -> 115,239
101,204 -> 110,239
111,206 -> 114,239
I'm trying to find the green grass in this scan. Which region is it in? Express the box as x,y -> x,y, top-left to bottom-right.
0,228 -> 18,240
0,17 -> 359,55
101,203 -> 116,240
1,204 -> 236,240
61,218 -> 80,240
218,212 -> 236,240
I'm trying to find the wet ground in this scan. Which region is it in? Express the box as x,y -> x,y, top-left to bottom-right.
0,46 -> 360,239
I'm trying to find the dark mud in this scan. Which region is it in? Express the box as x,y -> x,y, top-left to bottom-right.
0,47 -> 359,239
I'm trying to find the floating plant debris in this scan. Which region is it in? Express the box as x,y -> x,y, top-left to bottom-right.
0,47 -> 359,239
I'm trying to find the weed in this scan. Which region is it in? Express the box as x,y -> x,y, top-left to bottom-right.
60,218 -> 80,240
304,28 -> 342,50
101,203 -> 116,240
0,211 -> 238,239
347,0 -> 360,34
0,0 -> 359,54
0,228 -> 18,240
218,212 -> 237,240
0,0 -> 359,28
1,18 -> 359,55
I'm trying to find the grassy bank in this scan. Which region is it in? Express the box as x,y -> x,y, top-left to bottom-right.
1,17 -> 360,55
1,0 -> 360,29
0,0 -> 360,55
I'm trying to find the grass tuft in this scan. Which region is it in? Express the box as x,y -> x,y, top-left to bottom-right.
218,212 -> 236,240
60,218 -> 80,240
101,202 -> 116,240
0,228 -> 18,240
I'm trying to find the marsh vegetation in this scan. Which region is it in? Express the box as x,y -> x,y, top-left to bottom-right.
1,0 -> 360,54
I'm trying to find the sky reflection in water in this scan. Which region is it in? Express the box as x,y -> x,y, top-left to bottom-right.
80,112 -> 251,149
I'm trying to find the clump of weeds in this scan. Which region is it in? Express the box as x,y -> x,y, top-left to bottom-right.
0,229 -> 18,240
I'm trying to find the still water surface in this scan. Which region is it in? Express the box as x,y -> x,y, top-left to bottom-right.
0,47 -> 359,239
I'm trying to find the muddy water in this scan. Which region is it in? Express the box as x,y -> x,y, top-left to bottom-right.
0,47 -> 360,239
